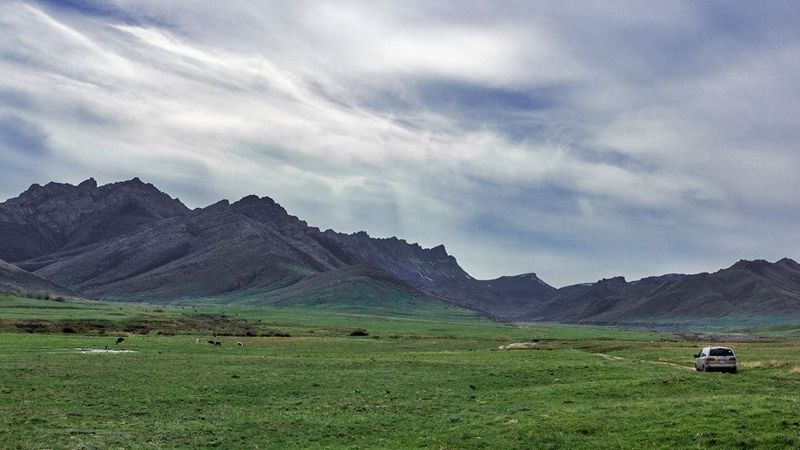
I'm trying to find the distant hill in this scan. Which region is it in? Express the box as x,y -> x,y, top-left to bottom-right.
0,258 -> 73,297
1,177 -> 799,324
521,259 -> 800,324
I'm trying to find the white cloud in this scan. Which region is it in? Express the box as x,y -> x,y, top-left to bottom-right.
1,0 -> 800,286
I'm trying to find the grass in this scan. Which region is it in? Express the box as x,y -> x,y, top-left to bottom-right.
2,295 -> 800,448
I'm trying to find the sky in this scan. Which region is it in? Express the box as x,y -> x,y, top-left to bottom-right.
1,1 -> 800,287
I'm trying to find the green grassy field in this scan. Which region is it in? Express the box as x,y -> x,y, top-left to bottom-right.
2,295 -> 800,449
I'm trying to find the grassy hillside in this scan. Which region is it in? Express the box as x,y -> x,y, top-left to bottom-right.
1,295 -> 799,448
197,265 -> 484,320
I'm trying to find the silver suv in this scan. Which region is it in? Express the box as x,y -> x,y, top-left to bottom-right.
694,346 -> 737,373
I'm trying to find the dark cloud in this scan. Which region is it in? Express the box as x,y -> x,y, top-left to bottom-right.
0,114 -> 50,157
33,0 -> 171,28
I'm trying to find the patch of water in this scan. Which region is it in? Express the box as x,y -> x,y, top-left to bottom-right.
74,348 -> 138,354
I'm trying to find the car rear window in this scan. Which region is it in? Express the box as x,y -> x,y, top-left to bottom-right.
709,348 -> 734,356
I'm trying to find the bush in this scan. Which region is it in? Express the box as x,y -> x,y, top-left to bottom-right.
349,328 -> 369,337
62,326 -> 76,334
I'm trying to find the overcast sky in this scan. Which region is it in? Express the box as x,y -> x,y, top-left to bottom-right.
2,1 -> 800,286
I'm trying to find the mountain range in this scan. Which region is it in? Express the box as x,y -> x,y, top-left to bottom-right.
1,178 -> 799,324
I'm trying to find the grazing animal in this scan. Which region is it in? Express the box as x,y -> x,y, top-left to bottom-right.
207,340 -> 215,345
237,342 -> 244,347
214,341 -> 222,346
115,337 -> 125,345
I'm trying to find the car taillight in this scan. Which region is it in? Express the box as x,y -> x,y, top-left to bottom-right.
706,357 -> 716,361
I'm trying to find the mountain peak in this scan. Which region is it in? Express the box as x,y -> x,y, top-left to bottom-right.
114,177 -> 153,190
235,194 -> 261,204
78,178 -> 97,189
597,276 -> 627,285
729,259 -> 771,271
232,194 -> 282,207
231,194 -> 290,223
430,244 -> 448,258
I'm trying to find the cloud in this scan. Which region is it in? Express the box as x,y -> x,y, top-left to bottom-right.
1,0 -> 799,285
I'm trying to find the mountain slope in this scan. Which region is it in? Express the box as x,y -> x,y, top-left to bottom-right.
28,195 -> 356,300
323,230 -> 557,316
0,178 -> 189,264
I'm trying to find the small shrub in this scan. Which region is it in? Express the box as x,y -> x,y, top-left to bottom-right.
62,326 -> 76,334
124,326 -> 150,335
349,328 -> 369,337
16,322 -> 48,333
260,331 -> 291,337
54,296 -> 66,302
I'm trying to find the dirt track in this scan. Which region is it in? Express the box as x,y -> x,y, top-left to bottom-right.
594,352 -> 695,371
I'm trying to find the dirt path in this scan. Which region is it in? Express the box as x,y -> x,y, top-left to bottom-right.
594,352 -> 695,371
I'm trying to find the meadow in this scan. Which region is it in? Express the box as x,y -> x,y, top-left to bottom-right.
2,295 -> 800,449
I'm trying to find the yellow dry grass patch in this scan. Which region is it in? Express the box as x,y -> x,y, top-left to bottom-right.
790,366 -> 800,374
740,361 -> 763,369
740,360 -> 790,369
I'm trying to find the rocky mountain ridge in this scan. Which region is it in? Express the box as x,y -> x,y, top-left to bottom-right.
1,178 -> 799,324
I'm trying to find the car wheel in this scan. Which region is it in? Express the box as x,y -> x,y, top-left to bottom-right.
702,364 -> 709,372
730,368 -> 737,374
